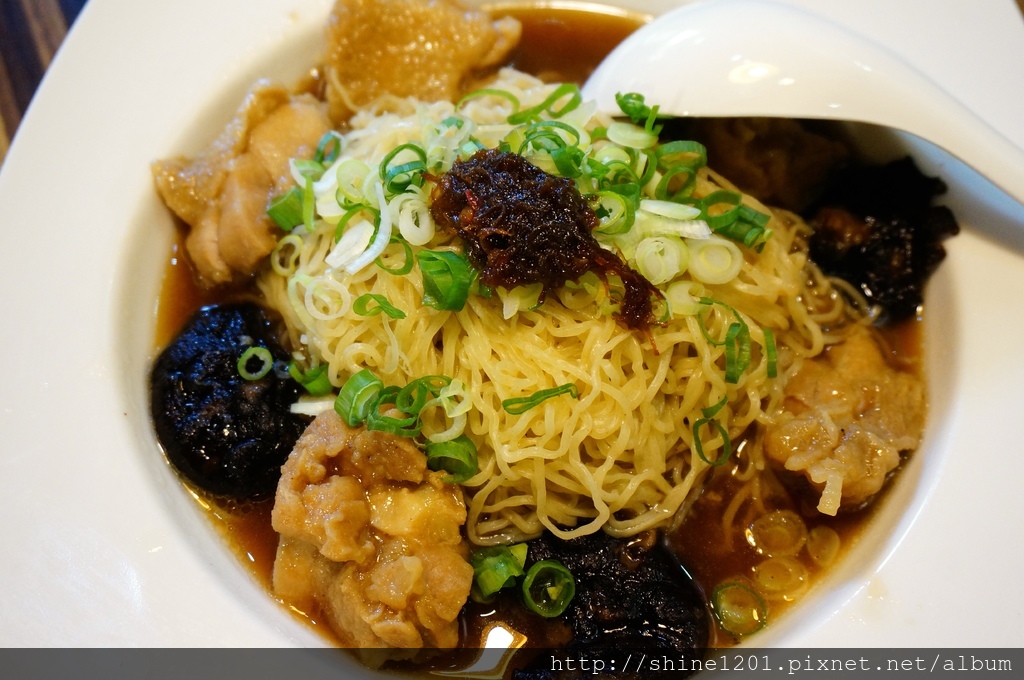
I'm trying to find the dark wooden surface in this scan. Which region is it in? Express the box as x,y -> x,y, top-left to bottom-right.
2,0 -> 1024,168
0,0 -> 87,166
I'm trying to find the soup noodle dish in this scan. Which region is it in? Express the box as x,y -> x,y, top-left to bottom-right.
146,0 -> 960,673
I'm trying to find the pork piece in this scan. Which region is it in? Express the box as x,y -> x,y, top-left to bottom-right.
662,117 -> 850,212
272,410 -> 473,658
150,303 -> 307,499
152,81 -> 331,286
765,324 -> 926,515
512,530 -> 708,679
809,157 -> 960,321
324,0 -> 520,121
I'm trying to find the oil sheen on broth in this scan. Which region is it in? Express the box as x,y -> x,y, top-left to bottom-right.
151,2 -> 924,653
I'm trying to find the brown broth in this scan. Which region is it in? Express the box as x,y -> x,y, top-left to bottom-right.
667,316 -> 921,646
495,3 -> 646,84
149,0 -> 926,662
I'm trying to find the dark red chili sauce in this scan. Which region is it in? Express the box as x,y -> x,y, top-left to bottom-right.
430,148 -> 660,330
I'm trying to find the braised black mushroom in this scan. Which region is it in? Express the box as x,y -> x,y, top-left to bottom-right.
150,302 -> 307,499
809,156 -> 959,321
512,529 -> 709,679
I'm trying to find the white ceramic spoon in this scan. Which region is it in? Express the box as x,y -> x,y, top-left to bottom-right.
582,0 -> 1024,206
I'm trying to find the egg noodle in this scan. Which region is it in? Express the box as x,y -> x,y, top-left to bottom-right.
258,68 -> 856,545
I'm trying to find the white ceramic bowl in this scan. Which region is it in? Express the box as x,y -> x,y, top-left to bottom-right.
1,0 -> 1022,659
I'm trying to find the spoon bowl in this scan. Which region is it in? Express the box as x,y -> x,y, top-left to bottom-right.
582,0 -> 1024,206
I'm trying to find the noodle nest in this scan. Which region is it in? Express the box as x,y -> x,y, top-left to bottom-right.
259,69 -> 853,545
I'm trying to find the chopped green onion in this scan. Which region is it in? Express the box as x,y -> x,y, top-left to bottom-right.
507,83 -> 581,125
738,204 -> 771,228
692,396 -> 732,466
267,186 -> 304,231
687,237 -> 743,284
592,190 -> 636,235
519,120 -> 581,153
334,158 -> 371,206
634,148 -> 659,187
440,115 -> 465,130
332,204 -> 377,243
615,92 -> 665,134
288,362 -> 333,396
237,346 -> 273,381
498,283 -> 543,319
633,235 -> 689,285
723,321 -> 752,383
425,434 -> 478,484
551,145 -> 587,178
396,375 -> 451,415
459,139 -> 486,159
654,163 -> 698,201
334,369 -> 383,427
292,158 -> 325,181
666,280 -> 703,317
714,215 -> 772,249
429,378 -> 472,419
698,298 -> 752,384
606,121 -> 658,150
375,236 -> 414,275
656,139 -> 708,171
763,327 -> 778,378
521,560 -> 575,617
302,176 -> 315,232
365,385 -> 422,437
712,582 -> 768,636
698,192 -> 773,249
416,250 -> 474,312
457,88 -> 521,114
353,293 -> 406,319
502,383 -> 579,415
314,131 -> 343,164
379,143 -> 427,194
639,198 -> 703,222
470,544 -> 527,600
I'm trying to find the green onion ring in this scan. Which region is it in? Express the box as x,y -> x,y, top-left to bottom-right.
237,347 -> 274,381
416,250 -> 474,312
374,236 -> 414,275
764,328 -> 778,378
425,434 -> 479,484
365,386 -> 422,437
693,412 -> 732,467
353,293 -> 406,319
521,560 -> 575,618
334,369 -> 383,427
712,582 -> 768,636
507,83 -> 581,124
457,88 -> 521,114
287,362 -> 333,396
266,186 -> 304,231
314,130 -> 343,164
502,383 -> 579,415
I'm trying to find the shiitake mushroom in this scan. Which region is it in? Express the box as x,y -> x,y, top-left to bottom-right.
150,302 -> 307,499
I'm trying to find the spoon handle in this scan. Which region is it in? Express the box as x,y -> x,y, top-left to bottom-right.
583,0 -> 1024,207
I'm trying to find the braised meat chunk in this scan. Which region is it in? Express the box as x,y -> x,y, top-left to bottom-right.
272,410 -> 473,660
152,82 -> 331,286
765,324 -> 926,515
324,0 -> 520,121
